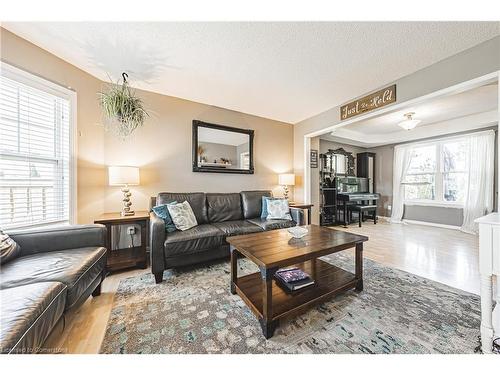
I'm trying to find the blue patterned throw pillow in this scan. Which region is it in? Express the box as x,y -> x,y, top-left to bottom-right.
261,196 -> 275,219
152,202 -> 177,233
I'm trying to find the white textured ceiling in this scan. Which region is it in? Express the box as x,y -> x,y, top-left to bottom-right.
3,22 -> 499,123
322,83 -> 498,147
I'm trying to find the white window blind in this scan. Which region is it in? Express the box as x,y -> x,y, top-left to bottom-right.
0,65 -> 74,230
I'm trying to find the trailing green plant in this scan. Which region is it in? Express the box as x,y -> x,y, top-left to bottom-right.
98,73 -> 148,137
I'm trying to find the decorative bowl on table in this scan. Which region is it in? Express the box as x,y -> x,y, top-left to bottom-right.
287,226 -> 308,239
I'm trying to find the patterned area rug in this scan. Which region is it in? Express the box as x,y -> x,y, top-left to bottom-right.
100,253 -> 481,354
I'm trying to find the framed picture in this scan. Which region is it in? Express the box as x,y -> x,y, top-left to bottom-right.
310,149 -> 318,168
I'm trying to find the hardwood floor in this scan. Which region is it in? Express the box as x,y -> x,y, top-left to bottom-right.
43,268 -> 147,354
43,220 -> 479,353
335,220 -> 480,295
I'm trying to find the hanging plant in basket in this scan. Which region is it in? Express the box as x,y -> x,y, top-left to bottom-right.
99,72 -> 149,137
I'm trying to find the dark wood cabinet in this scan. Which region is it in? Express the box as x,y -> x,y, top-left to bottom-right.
319,148 -> 356,226
94,211 -> 149,272
356,152 -> 376,193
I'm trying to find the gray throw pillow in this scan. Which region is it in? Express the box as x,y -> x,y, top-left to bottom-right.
1,229 -> 21,265
167,201 -> 198,231
266,199 -> 292,220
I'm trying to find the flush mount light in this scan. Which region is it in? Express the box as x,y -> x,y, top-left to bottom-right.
398,112 -> 421,130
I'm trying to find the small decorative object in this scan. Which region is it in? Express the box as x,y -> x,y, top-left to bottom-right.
197,145 -> 205,163
287,226 -> 308,239
274,267 -> 314,292
278,173 -> 295,200
108,166 -> 140,216
310,149 -> 318,168
99,73 -> 149,138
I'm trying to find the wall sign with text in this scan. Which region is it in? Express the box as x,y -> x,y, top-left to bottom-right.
340,84 -> 396,120
310,149 -> 318,168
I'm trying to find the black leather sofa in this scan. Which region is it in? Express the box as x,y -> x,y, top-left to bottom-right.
0,225 -> 107,354
150,190 -> 299,283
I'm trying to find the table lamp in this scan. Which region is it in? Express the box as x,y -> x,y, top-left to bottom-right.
108,166 -> 140,216
278,173 -> 295,200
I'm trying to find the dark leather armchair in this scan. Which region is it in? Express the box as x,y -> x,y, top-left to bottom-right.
1,225 -> 107,354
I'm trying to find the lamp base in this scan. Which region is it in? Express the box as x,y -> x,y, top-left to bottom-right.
282,185 -> 289,200
120,185 -> 134,217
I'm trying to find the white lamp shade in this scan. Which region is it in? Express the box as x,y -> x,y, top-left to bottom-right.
108,166 -> 140,186
278,173 -> 295,186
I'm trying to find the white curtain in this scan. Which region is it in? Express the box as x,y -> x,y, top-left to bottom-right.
461,130 -> 495,234
390,144 -> 413,223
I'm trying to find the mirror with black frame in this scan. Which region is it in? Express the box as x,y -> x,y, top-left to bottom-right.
192,120 -> 254,174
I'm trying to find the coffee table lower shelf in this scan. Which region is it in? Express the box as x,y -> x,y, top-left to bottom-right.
233,258 -> 359,336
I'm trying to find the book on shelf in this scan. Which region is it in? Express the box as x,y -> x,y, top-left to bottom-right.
274,267 -> 315,292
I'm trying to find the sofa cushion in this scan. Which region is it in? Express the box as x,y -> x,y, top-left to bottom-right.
157,192 -> 208,224
152,202 -> 177,233
8,225 -> 106,257
164,224 -> 225,257
206,193 -> 243,223
261,196 -> 285,219
212,220 -> 264,236
1,229 -> 21,265
247,218 -> 296,231
167,201 -> 198,231
0,282 -> 66,354
240,190 -> 272,219
266,198 -> 292,220
0,247 -> 106,310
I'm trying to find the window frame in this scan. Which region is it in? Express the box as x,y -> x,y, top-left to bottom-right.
403,136 -> 469,209
0,62 -> 77,229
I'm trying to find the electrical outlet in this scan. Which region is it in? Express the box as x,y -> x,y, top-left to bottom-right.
127,226 -> 136,235
387,205 -> 392,211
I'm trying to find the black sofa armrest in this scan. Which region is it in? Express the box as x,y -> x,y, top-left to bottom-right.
8,224 -> 107,257
150,211 -> 166,282
289,207 -> 302,225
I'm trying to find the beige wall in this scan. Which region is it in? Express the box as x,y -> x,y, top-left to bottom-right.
102,89 -> 293,214
1,28 -> 294,224
294,36 -> 500,207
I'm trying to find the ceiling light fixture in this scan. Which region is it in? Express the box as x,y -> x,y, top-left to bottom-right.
398,112 -> 421,130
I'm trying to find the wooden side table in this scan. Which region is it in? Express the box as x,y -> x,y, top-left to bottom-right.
94,211 -> 149,272
289,203 -> 313,225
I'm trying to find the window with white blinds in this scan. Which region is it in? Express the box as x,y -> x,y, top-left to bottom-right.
0,63 -> 76,230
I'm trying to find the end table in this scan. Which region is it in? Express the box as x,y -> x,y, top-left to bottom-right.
94,211 -> 149,272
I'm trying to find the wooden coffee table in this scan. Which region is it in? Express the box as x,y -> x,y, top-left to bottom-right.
227,225 -> 368,338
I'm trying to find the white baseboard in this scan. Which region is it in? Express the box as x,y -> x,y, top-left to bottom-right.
402,219 -> 461,231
